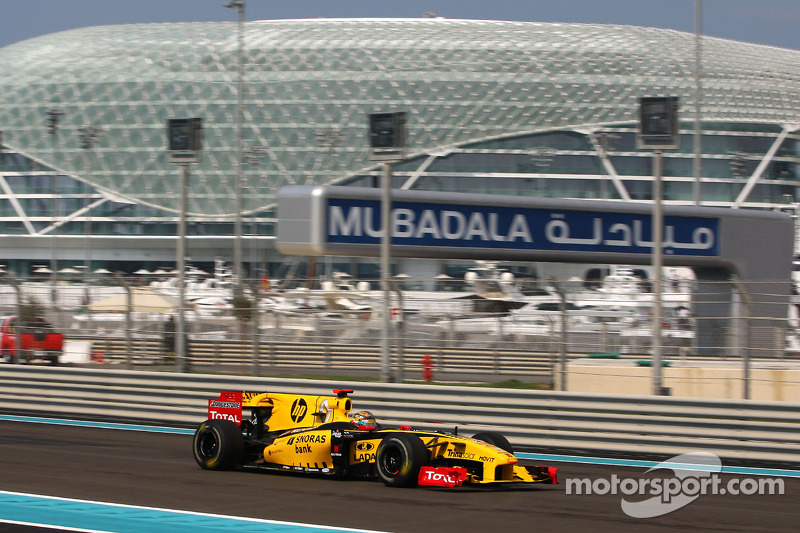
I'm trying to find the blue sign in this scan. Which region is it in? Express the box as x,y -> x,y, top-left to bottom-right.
326,198 -> 719,257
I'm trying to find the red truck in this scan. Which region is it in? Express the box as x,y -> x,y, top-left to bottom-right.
0,316 -> 64,364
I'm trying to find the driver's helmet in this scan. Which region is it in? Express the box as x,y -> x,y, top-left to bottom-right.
350,410 -> 377,428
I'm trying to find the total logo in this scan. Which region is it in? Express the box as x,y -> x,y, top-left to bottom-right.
208,410 -> 241,424
418,466 -> 468,487
422,471 -> 460,483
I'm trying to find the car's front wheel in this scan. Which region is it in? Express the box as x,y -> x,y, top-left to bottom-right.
192,419 -> 244,470
375,433 -> 428,487
472,431 -> 514,454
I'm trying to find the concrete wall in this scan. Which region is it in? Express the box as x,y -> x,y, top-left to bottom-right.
560,358 -> 800,401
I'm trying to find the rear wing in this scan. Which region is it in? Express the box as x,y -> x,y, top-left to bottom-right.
208,391 -> 244,424
207,389 -> 354,429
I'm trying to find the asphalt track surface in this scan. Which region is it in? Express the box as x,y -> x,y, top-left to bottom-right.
0,420 -> 798,533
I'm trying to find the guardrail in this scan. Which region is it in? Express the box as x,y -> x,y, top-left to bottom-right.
1,365 -> 798,466
83,337 -> 555,382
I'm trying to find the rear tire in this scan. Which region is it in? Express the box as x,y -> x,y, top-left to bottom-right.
192,419 -> 244,470
472,431 -> 514,454
375,433 -> 428,487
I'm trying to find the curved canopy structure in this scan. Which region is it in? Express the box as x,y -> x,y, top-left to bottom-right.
2,18 -> 800,218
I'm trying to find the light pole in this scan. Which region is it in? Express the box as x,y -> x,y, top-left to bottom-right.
652,148 -> 665,393
244,143 -> 266,277
177,162 -> 189,370
77,125 -> 102,325
113,272 -> 133,370
380,161 -> 393,381
244,143 -> 265,375
167,118 -> 203,373
638,96 -> 680,396
225,0 -> 246,295
693,0 -> 703,205
368,112 -> 407,382
46,108 -> 64,307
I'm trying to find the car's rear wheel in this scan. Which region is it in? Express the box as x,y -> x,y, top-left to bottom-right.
192,419 -> 244,470
375,433 -> 428,487
472,431 -> 514,454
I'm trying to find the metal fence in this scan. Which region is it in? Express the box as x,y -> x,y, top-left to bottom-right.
1,274 -> 798,384
1,365 -> 798,466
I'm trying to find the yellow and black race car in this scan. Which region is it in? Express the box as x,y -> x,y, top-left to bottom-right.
192,389 -> 558,488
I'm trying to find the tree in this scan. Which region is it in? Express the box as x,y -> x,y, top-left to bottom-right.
232,295 -> 254,338
20,297 -> 44,326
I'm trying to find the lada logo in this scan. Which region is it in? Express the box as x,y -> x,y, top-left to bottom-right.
290,398 -> 308,423
355,442 -> 375,452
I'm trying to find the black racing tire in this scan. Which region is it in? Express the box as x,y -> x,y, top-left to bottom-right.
472,431 -> 514,454
375,433 -> 429,487
192,419 -> 244,470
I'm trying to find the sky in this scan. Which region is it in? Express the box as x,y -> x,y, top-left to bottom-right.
0,0 -> 800,51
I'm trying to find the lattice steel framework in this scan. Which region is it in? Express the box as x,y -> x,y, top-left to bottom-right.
1,18 -> 800,221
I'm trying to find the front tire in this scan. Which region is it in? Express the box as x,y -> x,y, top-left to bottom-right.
375,433 -> 428,487
192,419 -> 244,470
472,431 -> 514,454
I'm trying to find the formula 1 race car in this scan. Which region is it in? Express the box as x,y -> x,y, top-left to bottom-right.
192,389 -> 558,488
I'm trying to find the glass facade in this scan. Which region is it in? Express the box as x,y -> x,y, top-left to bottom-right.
1,18 -> 800,272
